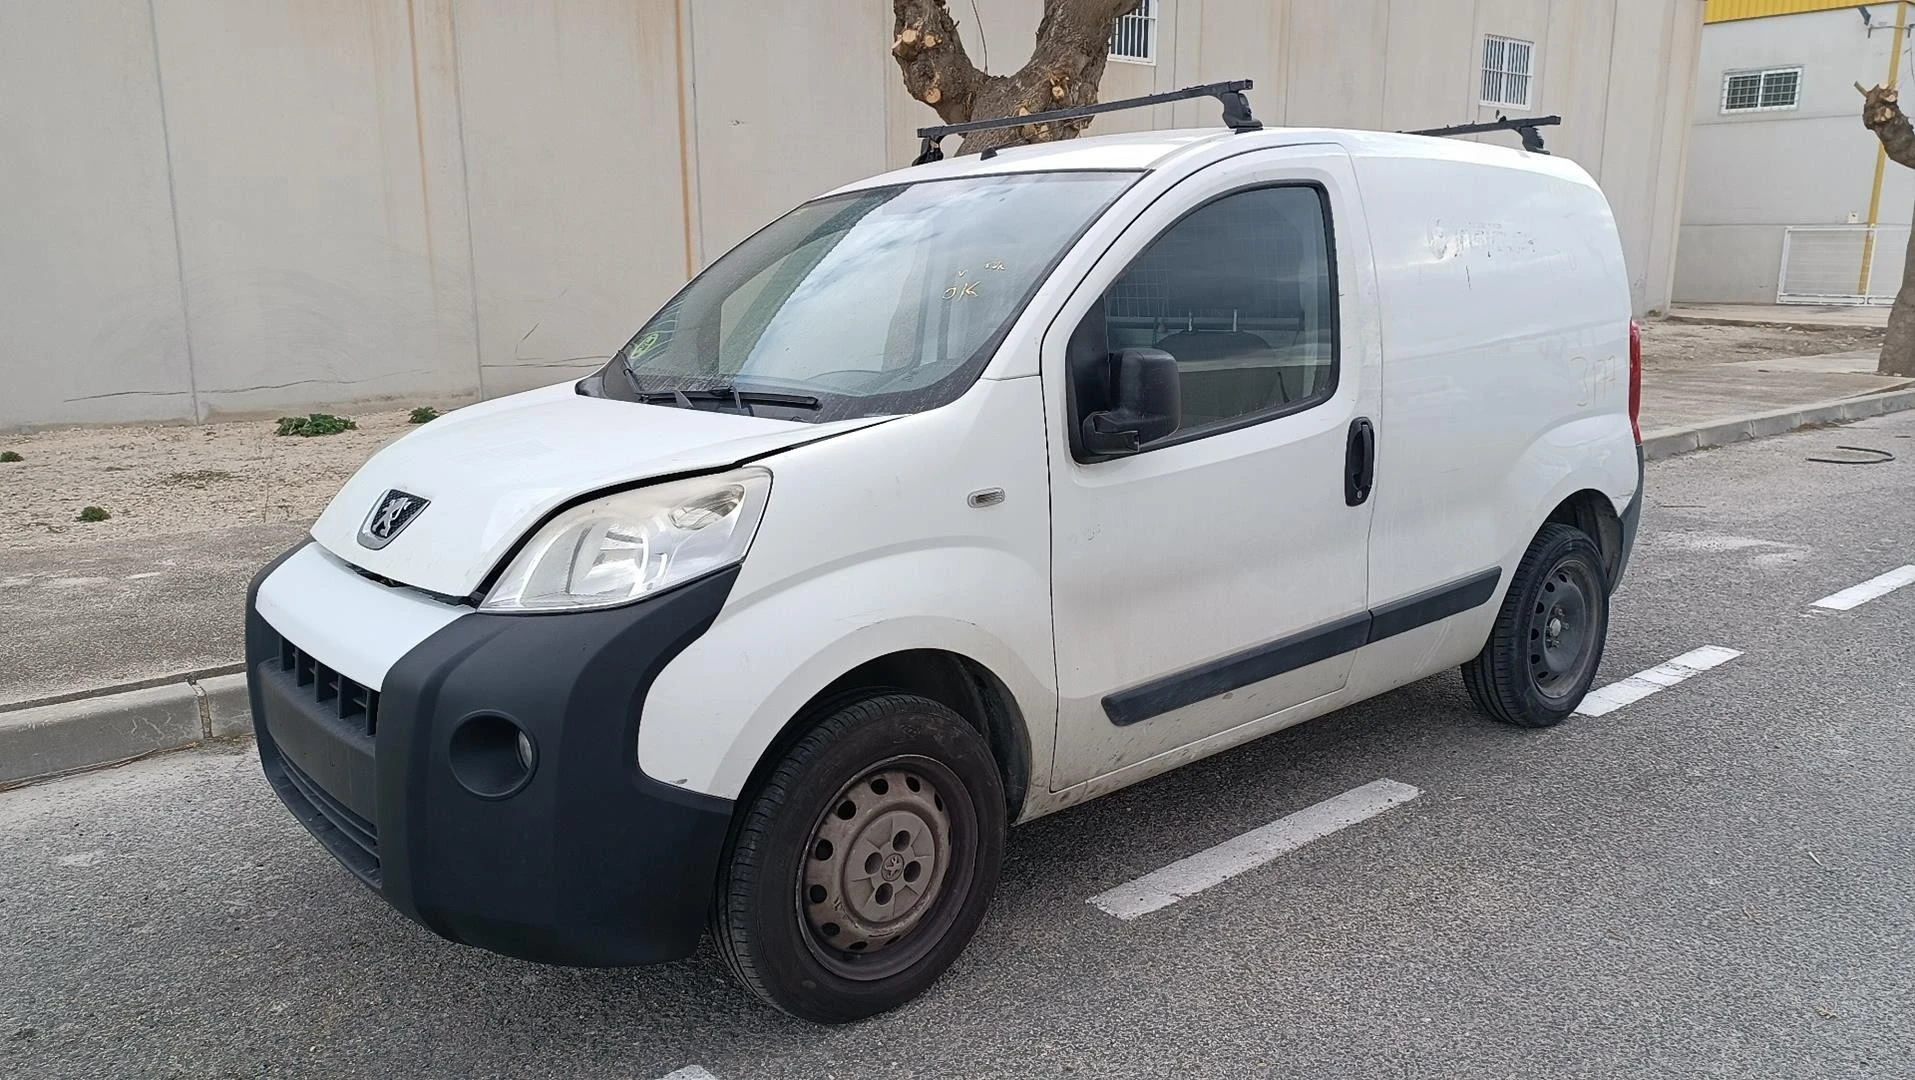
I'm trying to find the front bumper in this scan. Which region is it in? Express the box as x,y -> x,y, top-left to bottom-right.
246,543 -> 739,967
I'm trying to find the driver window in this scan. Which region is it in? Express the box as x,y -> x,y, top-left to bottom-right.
1099,184 -> 1337,437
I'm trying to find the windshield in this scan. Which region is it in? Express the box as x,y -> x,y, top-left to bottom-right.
595,171 -> 1136,422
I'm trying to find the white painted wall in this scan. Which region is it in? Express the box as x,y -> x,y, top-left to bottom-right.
1675,5 -> 1915,303
0,0 -> 194,425
2,0 -> 1703,429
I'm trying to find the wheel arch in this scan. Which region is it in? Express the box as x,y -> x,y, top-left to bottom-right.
735,649 -> 1035,824
641,603 -> 1056,815
1500,416 -> 1637,588
1544,487 -> 1625,587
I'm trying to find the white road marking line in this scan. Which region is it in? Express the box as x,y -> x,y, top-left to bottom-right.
1088,779 -> 1422,920
1575,645 -> 1742,717
656,1068 -> 718,1080
1811,565 -> 1915,611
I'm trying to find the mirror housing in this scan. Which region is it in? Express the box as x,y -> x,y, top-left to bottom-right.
1081,347 -> 1181,457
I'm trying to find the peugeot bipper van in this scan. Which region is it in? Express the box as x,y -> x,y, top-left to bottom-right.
245,85 -> 1642,1023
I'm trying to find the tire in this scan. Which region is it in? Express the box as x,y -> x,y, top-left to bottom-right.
1462,523 -> 1610,728
711,692 -> 1006,1023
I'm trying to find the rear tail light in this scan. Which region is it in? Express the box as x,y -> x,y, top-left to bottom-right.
1627,320 -> 1643,444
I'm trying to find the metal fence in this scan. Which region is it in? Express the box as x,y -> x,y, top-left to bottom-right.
1777,225 -> 1909,306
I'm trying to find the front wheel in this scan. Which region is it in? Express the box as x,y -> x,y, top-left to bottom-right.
1462,523 -> 1611,728
711,693 -> 1006,1023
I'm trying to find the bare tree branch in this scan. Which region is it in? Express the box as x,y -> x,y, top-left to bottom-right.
892,0 -> 987,125
1861,82 -> 1915,170
892,0 -> 1141,155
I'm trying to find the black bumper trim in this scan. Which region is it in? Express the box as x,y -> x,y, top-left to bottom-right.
248,546 -> 739,968
1613,444 -> 1645,593
277,752 -> 381,883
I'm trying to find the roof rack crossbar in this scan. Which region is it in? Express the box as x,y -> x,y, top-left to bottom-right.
913,79 -> 1260,165
1405,114 -> 1562,154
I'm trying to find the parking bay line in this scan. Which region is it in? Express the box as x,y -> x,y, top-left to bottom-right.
655,1068 -> 718,1080
1089,779 -> 1422,920
1574,645 -> 1742,718
1812,565 -> 1915,611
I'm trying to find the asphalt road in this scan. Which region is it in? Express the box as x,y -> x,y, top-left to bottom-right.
4,413 -> 1914,1079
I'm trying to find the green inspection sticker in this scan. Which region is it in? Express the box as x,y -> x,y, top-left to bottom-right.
628,331 -> 663,360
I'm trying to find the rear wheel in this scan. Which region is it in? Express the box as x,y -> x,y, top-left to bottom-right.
711,693 -> 1005,1023
1463,523 -> 1610,728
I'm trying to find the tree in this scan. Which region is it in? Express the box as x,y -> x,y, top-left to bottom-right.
891,0 -> 1142,156
1860,83 -> 1915,377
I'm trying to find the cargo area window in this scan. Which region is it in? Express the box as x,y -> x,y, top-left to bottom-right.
1720,66 -> 1801,114
1080,183 -> 1337,445
1482,34 -> 1534,108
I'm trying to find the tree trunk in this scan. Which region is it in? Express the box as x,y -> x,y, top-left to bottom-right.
892,0 -> 1142,156
1859,83 -> 1915,376
1885,210 -> 1915,377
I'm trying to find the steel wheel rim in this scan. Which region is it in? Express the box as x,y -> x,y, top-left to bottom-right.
1527,558 -> 1601,700
796,754 -> 976,981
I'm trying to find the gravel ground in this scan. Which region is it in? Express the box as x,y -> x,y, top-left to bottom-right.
1638,320 -> 1886,369
0,409 -> 427,554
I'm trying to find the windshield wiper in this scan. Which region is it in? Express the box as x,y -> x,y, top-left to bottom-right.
634,385 -> 822,411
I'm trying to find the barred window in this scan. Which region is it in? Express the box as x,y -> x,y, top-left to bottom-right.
1721,67 -> 1801,113
1110,0 -> 1156,64
1482,34 -> 1534,108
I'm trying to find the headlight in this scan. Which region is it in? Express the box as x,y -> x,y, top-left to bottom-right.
481,468 -> 770,613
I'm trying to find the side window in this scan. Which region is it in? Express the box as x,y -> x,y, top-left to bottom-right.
1098,185 -> 1337,439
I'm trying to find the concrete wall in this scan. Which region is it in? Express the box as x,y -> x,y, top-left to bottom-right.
1675,5 -> 1915,302
1,0 -> 195,426
2,0 -> 1703,429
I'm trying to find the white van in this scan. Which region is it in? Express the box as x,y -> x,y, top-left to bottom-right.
245,89 -> 1642,1023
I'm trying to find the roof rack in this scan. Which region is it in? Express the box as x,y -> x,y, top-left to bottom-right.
1405,114 -> 1562,154
913,79 -> 1261,165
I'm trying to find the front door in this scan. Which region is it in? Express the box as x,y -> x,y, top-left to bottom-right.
1044,146 -> 1381,789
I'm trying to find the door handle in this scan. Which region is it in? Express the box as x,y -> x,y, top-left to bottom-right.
1345,417 -> 1375,507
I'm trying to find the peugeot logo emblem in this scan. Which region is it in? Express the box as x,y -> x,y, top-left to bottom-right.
359,489 -> 429,550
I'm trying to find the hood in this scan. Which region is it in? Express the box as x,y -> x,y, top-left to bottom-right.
310,384 -> 888,597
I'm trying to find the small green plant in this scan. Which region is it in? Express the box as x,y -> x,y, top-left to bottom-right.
0,450 -> 22,463
407,406 -> 440,424
77,506 -> 110,523
274,413 -> 356,437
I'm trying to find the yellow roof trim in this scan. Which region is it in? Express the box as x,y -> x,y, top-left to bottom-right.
1707,0 -> 1906,24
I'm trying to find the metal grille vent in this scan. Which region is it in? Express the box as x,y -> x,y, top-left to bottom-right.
276,635 -> 380,737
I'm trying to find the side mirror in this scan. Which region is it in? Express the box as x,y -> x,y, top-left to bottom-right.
1082,348 -> 1181,457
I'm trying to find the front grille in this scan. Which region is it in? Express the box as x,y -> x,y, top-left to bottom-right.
254,622 -> 383,886
274,632 -> 380,737
279,753 -> 381,883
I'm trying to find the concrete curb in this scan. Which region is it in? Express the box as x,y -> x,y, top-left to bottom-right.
1641,385 -> 1915,461
1659,312 -> 1885,331
0,671 -> 250,788
0,661 -> 245,715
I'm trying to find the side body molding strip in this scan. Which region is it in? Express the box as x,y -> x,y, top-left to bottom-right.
1102,568 -> 1502,727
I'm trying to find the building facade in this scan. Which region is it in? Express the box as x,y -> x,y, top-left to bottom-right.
1675,0 -> 1913,304
2,1 -> 1703,429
